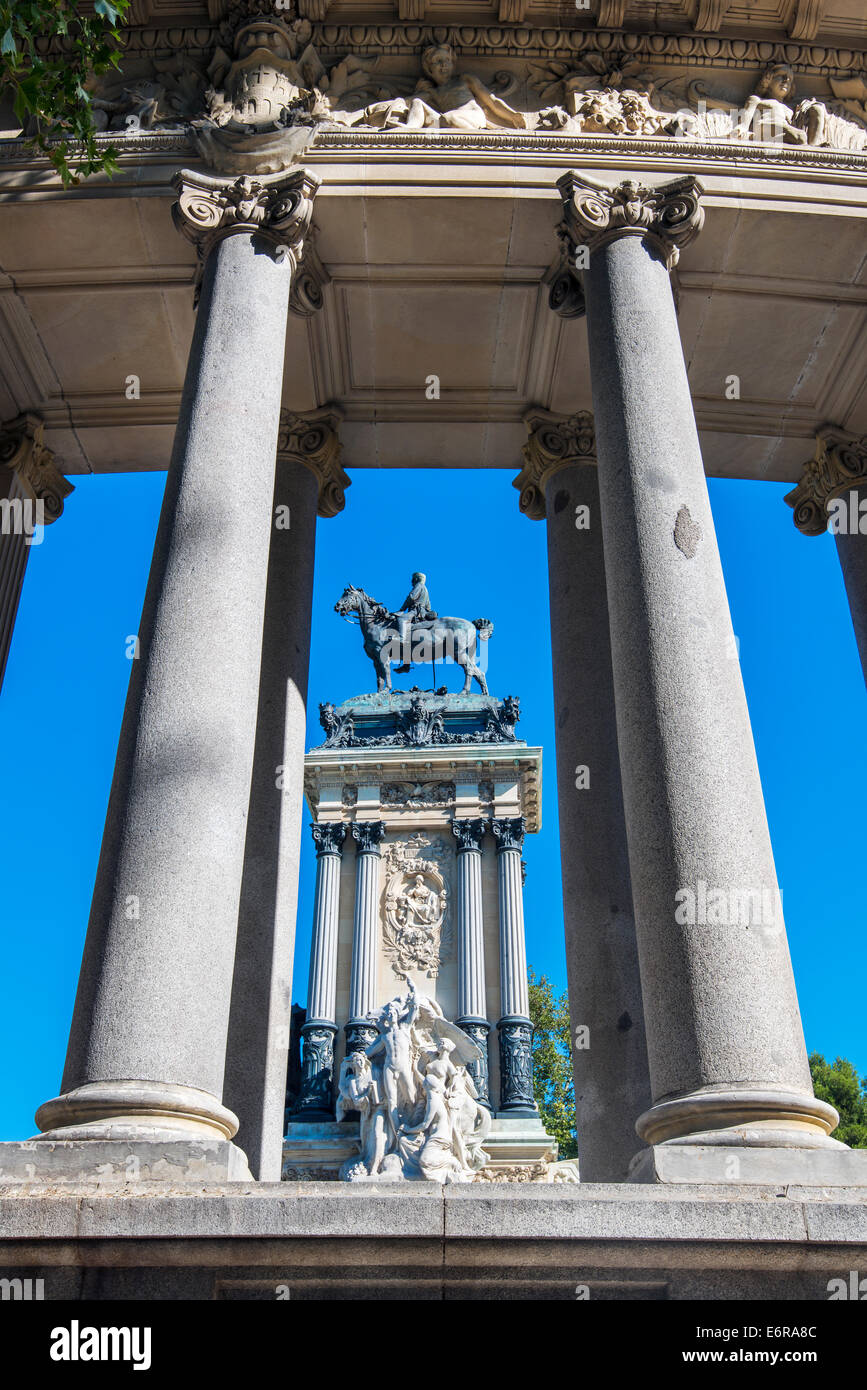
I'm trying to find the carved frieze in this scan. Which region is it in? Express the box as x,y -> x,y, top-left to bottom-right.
82,11 -> 867,167
381,781 -> 456,808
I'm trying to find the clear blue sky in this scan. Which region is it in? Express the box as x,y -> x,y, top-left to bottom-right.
1,465 -> 864,1139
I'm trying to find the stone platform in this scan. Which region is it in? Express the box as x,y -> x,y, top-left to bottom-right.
282,1115 -> 563,1182
2,1183 -> 866,1300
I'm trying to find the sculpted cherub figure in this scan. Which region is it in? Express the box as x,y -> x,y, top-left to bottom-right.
352,43 -> 526,132
733,64 -> 808,144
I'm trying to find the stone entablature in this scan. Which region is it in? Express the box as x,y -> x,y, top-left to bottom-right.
304,748 -> 542,832
20,5 -> 862,177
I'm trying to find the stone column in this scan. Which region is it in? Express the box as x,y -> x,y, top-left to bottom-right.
785,427 -> 867,688
222,410 -> 349,1178
345,820 -> 385,1056
491,816 -> 537,1116
290,822 -> 346,1121
34,169 -> 320,1170
0,414 -> 73,690
514,411 -> 652,1180
557,172 -> 837,1152
452,817 -> 491,1109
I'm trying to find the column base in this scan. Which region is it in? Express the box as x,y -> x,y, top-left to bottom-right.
635,1085 -> 840,1148
289,1020 -> 337,1123
34,1080 -> 241,1144
629,1142 -> 867,1186
457,1017 -> 492,1110
0,1137 -> 252,1183
344,1018 -> 379,1057
496,1015 -> 538,1117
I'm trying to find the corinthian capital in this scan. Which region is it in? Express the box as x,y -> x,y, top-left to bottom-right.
310,821 -> 346,857
491,816 -> 526,853
514,409 -> 596,520
452,817 -> 486,853
556,173 -> 704,272
278,407 -> 350,519
0,413 -> 73,522
785,426 -> 867,536
351,820 -> 385,855
172,168 -> 320,273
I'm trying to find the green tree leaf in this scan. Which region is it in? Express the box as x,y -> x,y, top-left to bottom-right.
527,968 -> 578,1160
809,1053 -> 867,1148
0,1 -> 132,187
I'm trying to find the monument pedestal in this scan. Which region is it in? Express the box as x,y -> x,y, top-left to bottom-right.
0,1139 -> 252,1184
282,1114 -> 566,1182
630,1143 -> 867,1187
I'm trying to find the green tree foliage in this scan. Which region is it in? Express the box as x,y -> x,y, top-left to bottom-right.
527,968 -> 578,1160
0,1 -> 131,186
809,1053 -> 867,1148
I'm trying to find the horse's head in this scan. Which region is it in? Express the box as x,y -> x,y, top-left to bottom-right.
334,584 -> 361,617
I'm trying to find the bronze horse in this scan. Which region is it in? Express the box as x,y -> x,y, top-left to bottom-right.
334,584 -> 493,694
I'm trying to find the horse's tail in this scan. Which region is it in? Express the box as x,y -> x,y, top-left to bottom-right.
472,618 -> 494,641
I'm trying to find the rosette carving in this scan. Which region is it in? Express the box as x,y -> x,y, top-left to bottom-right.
556,172 -> 705,272
514,410 -> 596,520
278,407 -> 350,518
785,426 -> 867,536
172,167 -> 320,273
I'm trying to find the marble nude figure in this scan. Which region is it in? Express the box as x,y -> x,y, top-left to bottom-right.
335,981 -> 492,1182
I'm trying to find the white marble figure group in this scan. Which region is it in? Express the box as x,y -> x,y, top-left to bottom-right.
336,980 -> 491,1182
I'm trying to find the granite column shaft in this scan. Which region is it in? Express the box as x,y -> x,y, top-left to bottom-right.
561,173 -> 837,1148
453,818 -> 491,1108
345,820 -> 385,1054
492,817 -> 537,1116
36,170 -> 319,1159
517,422 -> 652,1179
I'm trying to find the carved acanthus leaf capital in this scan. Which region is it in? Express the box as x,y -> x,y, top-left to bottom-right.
278,407 -> 350,518
351,819 -> 385,854
310,820 -> 347,857
452,817 -> 486,853
514,410 -> 596,520
491,816 -> 526,853
0,413 -> 73,522
172,167 -> 320,272
785,425 -> 867,535
556,173 -> 705,272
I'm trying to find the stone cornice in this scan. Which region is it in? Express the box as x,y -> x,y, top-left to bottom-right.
515,409 -> 596,521
0,413 -> 73,522
557,171 -> 705,272
785,425 -> 867,535
5,129 -> 867,183
277,407 -> 350,518
172,168 -> 319,276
